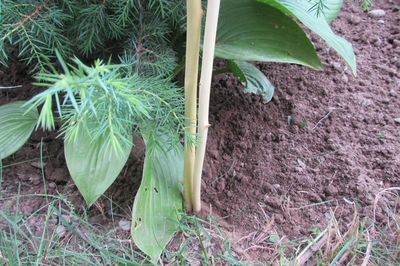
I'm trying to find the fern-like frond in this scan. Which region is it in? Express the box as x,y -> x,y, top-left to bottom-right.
29,55 -> 185,156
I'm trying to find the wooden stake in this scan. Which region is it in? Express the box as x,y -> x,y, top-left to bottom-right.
183,0 -> 202,212
193,0 -> 221,213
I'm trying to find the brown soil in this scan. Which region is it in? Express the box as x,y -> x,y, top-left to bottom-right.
1,0 -> 399,263
204,0 -> 400,237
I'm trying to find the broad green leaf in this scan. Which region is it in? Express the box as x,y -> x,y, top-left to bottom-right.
258,0 -> 356,75
322,0 -> 344,23
228,60 -> 275,103
216,0 -> 322,70
64,127 -> 132,206
131,141 -> 183,263
0,101 -> 38,160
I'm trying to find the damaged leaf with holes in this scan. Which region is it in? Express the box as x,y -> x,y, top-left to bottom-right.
131,134 -> 184,263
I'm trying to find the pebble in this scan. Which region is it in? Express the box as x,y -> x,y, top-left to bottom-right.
395,118 -> 400,124
118,219 -> 131,231
377,19 -> 385,24
368,9 -> 386,18
209,149 -> 219,159
29,176 -> 41,185
56,225 -> 66,238
388,33 -> 400,43
361,98 -> 374,107
297,159 -> 306,169
389,90 -> 397,97
373,39 -> 382,46
348,16 -> 362,25
331,62 -> 343,72
371,36 -> 382,46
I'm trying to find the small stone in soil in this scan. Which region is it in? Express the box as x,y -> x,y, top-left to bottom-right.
394,118 -> 400,124
324,185 -> 338,196
297,159 -> 306,169
331,62 -> 343,72
371,36 -> 382,46
348,16 -> 361,25
389,90 -> 397,97
29,176 -> 41,185
119,219 -> 131,231
368,9 -> 386,18
56,225 -> 66,238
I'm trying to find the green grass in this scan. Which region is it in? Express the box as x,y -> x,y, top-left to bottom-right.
0,191 -> 398,265
0,193 -> 148,265
167,214 -> 252,265
0,192 -> 253,265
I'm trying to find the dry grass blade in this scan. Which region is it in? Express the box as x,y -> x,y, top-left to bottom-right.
361,230 -> 372,266
373,187 -> 400,228
294,228 -> 329,265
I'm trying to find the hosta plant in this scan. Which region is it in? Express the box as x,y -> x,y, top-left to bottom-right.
0,0 -> 357,262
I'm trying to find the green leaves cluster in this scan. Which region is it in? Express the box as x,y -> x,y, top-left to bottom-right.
29,56 -> 184,155
29,55 -> 184,207
0,0 -> 184,75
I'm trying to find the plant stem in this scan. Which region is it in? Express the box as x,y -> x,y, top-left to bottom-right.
192,0 -> 221,213
183,0 -> 202,212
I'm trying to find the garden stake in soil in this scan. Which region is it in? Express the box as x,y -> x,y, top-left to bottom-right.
193,0 -> 221,213
183,0 -> 202,212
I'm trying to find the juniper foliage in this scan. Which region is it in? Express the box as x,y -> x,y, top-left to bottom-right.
27,55 -> 185,155
0,0 -> 187,155
0,0 -> 185,76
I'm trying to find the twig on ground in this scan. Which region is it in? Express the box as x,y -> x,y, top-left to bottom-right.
312,109 -> 334,130
0,85 -> 23,89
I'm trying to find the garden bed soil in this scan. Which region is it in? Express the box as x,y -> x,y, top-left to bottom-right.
1,0 -> 399,263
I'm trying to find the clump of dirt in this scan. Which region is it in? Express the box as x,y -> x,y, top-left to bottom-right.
1,0 -> 399,263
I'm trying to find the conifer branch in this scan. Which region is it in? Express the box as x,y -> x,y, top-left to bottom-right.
15,0 -> 49,29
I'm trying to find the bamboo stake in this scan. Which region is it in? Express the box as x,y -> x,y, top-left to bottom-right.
183,0 -> 202,212
192,0 -> 221,213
